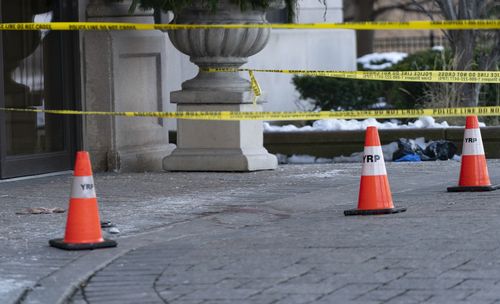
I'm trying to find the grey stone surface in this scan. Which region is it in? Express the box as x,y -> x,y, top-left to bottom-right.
163,0 -> 277,171
0,161 -> 499,303
83,0 -> 174,172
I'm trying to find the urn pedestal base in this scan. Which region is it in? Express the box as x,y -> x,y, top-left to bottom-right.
163,102 -> 277,172
163,147 -> 278,172
163,0 -> 277,172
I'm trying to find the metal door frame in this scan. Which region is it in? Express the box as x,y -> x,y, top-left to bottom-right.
0,1 -> 81,178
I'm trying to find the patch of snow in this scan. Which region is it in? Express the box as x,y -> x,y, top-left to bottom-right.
0,279 -> 32,298
264,124 -> 315,132
332,153 -> 362,163
357,52 -> 408,70
315,157 -> 333,164
432,45 -> 445,52
277,154 -> 332,165
265,116 -> 453,132
368,100 -> 389,109
288,155 -> 320,164
293,170 -> 345,179
108,227 -> 120,234
409,116 -> 449,128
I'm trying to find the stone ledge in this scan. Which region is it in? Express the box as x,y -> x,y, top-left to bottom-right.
170,126 -> 500,159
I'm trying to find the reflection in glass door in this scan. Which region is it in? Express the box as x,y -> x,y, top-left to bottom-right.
0,0 -> 79,178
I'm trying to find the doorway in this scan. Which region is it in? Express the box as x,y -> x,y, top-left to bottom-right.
0,0 -> 79,178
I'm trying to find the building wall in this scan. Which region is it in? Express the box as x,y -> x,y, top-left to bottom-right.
80,0 -> 176,171
373,0 -> 443,40
343,0 -> 446,54
246,29 -> 356,112
296,0 -> 344,23
372,2 -> 446,53
247,0 -> 356,112
165,0 -> 356,117
78,0 -> 356,165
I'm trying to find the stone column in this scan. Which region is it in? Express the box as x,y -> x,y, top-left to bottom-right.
162,0 -> 278,171
83,0 -> 174,172
296,0 -> 344,23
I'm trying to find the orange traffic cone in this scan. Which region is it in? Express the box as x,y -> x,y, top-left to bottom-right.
344,126 -> 407,216
448,115 -> 498,192
49,151 -> 117,250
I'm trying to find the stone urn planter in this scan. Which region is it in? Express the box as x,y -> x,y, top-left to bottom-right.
3,1 -> 51,99
161,0 -> 279,171
3,1 -> 52,153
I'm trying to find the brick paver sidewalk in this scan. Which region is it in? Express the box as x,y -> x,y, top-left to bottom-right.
1,161 -> 500,303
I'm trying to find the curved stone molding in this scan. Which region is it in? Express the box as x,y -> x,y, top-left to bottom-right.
168,28 -> 270,66
166,0 -> 271,92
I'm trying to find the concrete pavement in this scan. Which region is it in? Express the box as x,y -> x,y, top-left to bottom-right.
1,161 -> 500,303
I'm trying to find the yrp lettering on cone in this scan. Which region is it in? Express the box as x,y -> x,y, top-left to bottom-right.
448,116 -> 499,192
344,126 -> 407,216
71,176 -> 96,198
363,154 -> 381,163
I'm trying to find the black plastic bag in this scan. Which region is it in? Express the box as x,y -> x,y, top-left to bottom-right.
392,138 -> 457,162
423,140 -> 457,161
392,138 -> 428,161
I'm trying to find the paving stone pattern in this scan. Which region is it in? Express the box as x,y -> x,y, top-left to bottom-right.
0,164 -> 356,303
1,161 -> 500,303
72,162 -> 500,304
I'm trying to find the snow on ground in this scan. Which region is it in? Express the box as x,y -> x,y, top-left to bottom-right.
287,155 -> 332,164
278,137 -> 461,164
357,52 -> 408,70
0,279 -> 33,300
432,45 -> 445,52
293,170 -> 345,179
264,116 -> 457,132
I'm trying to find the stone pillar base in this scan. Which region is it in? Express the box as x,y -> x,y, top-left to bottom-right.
163,103 -> 277,172
164,148 -> 277,171
109,144 -> 175,172
84,2 -> 172,172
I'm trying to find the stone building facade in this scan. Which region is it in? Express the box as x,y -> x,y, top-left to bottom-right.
0,0 -> 355,178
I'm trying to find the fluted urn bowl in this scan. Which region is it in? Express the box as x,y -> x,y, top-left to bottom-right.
165,0 -> 273,91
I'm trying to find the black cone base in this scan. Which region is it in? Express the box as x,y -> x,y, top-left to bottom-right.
49,238 -> 117,250
344,207 -> 407,216
100,221 -> 115,228
447,184 -> 499,192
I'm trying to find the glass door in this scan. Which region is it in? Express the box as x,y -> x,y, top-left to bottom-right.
0,0 -> 79,178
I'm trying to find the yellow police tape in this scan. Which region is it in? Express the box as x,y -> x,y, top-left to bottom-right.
248,70 -> 262,104
207,69 -> 500,84
1,106 -> 500,121
0,20 -> 499,31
